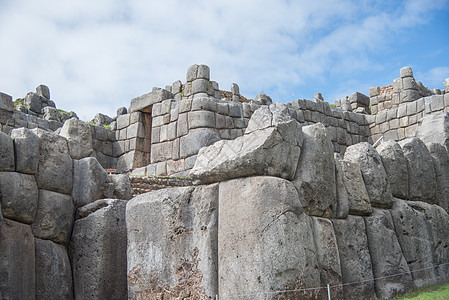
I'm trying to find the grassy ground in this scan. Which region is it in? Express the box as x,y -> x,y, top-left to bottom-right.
388,282 -> 449,299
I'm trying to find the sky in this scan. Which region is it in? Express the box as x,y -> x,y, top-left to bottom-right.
0,0 -> 448,121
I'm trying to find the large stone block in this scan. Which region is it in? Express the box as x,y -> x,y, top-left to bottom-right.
72,157 -> 107,208
33,129 -> 73,194
219,176 -> 320,299
0,172 -> 38,224
339,160 -> 372,216
389,199 -> 447,288
399,138 -> 437,203
364,209 -> 413,299
32,189 -> 74,244
179,128 -> 221,159
188,110 -> 216,129
377,140 -> 409,199
416,113 -> 449,151
190,104 -> 302,184
0,219 -> 35,300
344,142 -> 393,208
110,174 -> 133,200
59,118 -> 93,159
11,127 -> 39,174
35,238 -> 73,300
0,130 -> 14,171
311,217 -> 344,299
292,123 -> 336,217
332,216 -> 376,300
24,92 -> 42,113
334,157 -> 349,219
71,199 -> 127,300
129,88 -> 173,113
0,92 -> 14,112
127,184 -> 218,299
427,143 -> 449,212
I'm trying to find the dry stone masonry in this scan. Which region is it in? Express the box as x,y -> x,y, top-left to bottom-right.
1,64 -> 449,299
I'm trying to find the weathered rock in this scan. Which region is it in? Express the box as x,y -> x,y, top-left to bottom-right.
311,217 -> 344,300
24,92 -> 42,113
42,106 -> 60,121
0,92 -> 14,112
377,140 -> 409,199
427,143 -> 449,212
219,176 -> 321,299
399,138 -> 437,203
416,113 -> 449,151
389,199 -> 440,288
72,157 -> 108,208
117,107 -> 127,116
10,128 -> 39,174
0,219 -> 35,300
71,199 -> 127,300
179,128 -> 221,159
33,128 -> 73,194
35,238 -> 73,300
0,172 -> 38,224
254,93 -> 273,105
59,117 -> 93,159
32,189 -> 74,244
292,123 -> 336,217
339,160 -> 372,216
344,142 -> 393,208
36,84 -> 50,99
0,130 -> 14,171
110,174 -> 133,200
190,104 -> 302,184
334,157 -> 349,219
129,88 -> 173,113
332,216 -> 376,300
91,112 -> 113,126
127,184 -> 218,299
364,209 -> 413,299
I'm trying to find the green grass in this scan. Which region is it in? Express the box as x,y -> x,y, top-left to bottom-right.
13,98 -> 24,108
387,282 -> 449,299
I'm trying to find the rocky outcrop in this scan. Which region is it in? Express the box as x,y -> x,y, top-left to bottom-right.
190,103 -> 303,184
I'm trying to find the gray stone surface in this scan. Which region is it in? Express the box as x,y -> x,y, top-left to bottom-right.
334,157 -> 349,219
344,142 -> 393,208
427,143 -> 449,212
364,209 -> 413,299
377,140 -> 409,199
36,84 -> 50,99
0,130 -> 14,171
127,184 -> 218,299
0,172 -> 38,224
416,113 -> 449,151
11,127 -> 39,174
33,129 -> 73,194
24,92 -> 42,113
190,104 -> 302,184
254,93 -> 273,105
72,157 -> 108,208
179,128 -> 221,159
400,66 -> 413,78
332,216 -> 376,300
59,117 -> 93,159
399,138 -> 437,203
42,106 -> 60,121
32,189 -> 74,245
219,176 -> 320,299
71,199 -> 127,300
292,123 -> 336,217
35,238 -> 73,300
311,217 -> 344,299
0,92 -> 14,112
0,218 -> 35,300
389,199 -> 440,288
129,88 -> 173,113
339,160 -> 372,216
110,174 -> 133,200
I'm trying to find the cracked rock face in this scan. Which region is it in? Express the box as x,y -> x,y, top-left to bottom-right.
190,103 -> 303,184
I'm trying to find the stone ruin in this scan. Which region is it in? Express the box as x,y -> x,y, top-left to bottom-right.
1,64 -> 449,299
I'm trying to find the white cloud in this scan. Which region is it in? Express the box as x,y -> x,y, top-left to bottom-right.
415,66 -> 449,89
0,0 -> 447,120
